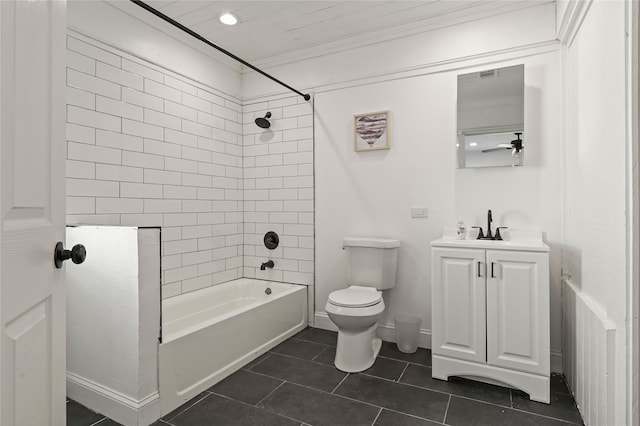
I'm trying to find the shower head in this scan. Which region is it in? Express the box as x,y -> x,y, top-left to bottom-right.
255,112 -> 272,129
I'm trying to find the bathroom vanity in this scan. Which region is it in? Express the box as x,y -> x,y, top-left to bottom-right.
431,230 -> 550,403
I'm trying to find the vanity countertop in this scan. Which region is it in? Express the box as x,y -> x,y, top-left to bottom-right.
431,229 -> 549,252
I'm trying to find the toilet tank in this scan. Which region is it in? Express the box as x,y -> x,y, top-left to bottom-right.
344,237 -> 400,290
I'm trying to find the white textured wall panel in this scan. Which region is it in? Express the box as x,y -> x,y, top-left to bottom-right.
560,1 -> 629,423
242,96 -> 315,287
65,33 -> 243,298
563,279 -> 616,426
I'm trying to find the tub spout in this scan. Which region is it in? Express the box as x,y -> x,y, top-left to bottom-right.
260,260 -> 274,271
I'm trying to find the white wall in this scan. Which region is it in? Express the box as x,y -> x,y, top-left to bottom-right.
66,226 -> 161,426
560,0 -> 630,424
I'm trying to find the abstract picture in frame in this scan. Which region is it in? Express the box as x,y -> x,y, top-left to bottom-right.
354,111 -> 390,152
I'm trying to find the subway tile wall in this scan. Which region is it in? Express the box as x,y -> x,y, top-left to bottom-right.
65,33 -> 314,296
65,34 -> 244,298
242,98 -> 314,286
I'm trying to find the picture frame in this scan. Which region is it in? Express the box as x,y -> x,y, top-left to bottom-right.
354,111 -> 390,152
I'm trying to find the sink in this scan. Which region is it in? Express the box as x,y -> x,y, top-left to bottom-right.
432,229 -> 549,252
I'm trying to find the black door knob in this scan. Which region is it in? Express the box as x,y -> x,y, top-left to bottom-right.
54,242 -> 86,269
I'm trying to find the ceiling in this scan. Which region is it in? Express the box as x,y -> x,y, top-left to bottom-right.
143,1 -> 554,67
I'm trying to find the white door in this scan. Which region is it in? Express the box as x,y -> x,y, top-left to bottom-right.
432,247 -> 486,363
0,1 -> 67,425
486,250 -> 550,375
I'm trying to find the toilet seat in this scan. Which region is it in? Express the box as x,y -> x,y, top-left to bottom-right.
328,286 -> 381,308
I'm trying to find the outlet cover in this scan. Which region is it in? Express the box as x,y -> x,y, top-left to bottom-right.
410,207 -> 428,218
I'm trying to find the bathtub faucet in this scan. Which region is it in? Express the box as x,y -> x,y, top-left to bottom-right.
260,260 -> 274,271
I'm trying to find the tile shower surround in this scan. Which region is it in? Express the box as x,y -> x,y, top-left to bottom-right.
65,33 -> 314,297
68,328 -> 584,426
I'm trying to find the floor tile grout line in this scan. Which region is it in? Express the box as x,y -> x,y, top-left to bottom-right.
89,417 -> 108,426
254,380 -> 287,407
331,372 -> 350,394
266,376 -> 386,412
210,389 -> 306,425
377,355 -> 432,368
377,406 -> 448,425
357,368 -> 460,400
291,336 -> 336,349
369,407 -> 383,426
236,365 -> 361,407
449,393 -> 581,424
243,352 -> 272,371
162,392 -> 211,423
396,361 -> 410,382
442,393 -> 452,425
310,345 -> 330,362
265,348 -> 337,368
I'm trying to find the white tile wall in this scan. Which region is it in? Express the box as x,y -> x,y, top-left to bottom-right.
66,34 -> 244,298
243,97 -> 314,286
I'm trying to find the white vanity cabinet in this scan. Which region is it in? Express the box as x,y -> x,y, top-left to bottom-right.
431,236 -> 550,403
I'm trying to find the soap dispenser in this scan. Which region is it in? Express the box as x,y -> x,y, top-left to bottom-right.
456,217 -> 466,240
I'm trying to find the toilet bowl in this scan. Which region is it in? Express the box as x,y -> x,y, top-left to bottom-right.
326,237 -> 400,373
325,286 -> 385,372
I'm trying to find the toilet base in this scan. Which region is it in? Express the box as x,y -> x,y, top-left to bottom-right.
334,323 -> 381,373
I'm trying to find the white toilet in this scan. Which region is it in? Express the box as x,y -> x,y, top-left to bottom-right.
325,237 -> 400,373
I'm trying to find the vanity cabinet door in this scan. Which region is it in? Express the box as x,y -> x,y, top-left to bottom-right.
432,248 -> 486,364
486,250 -> 549,375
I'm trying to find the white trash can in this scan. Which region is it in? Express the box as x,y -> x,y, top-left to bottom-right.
394,315 -> 421,353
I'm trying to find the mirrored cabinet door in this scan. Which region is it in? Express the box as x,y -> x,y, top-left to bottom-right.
457,64 -> 524,169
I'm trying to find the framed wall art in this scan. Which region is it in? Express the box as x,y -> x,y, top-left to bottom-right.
354,111 -> 390,152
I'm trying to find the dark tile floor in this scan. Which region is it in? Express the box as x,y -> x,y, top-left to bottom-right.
68,327 -> 583,426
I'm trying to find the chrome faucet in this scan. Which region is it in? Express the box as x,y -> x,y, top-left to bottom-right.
260,260 -> 274,270
472,209 -> 507,240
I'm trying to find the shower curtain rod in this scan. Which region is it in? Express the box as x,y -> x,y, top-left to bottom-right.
130,0 -> 311,101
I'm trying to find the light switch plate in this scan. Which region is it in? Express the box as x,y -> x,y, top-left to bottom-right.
410,207 -> 428,218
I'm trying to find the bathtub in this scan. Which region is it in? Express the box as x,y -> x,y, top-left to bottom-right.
158,278 -> 307,416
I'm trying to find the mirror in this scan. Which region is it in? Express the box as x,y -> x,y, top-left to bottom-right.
457,64 -> 524,168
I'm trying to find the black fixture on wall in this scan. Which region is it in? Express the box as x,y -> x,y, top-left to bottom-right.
255,112 -> 272,129
263,231 -> 279,250
130,0 -> 312,102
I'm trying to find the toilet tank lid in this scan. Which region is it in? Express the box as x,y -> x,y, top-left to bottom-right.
344,237 -> 400,248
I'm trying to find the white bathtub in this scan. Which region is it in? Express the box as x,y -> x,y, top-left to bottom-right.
158,278 -> 307,416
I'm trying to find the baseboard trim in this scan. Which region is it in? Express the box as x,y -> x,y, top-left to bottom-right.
314,312 -> 432,349
67,372 -> 160,426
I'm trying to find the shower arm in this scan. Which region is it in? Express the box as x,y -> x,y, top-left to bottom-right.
130,0 -> 311,102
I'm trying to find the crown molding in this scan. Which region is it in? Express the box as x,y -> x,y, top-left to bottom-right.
556,0 -> 594,46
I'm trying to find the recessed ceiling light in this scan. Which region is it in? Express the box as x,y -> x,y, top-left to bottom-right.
219,13 -> 238,26
469,142 -> 478,147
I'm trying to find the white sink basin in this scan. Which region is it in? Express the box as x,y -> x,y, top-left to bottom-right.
431,229 -> 549,252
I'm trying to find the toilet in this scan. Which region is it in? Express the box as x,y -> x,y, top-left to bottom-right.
325,237 -> 400,373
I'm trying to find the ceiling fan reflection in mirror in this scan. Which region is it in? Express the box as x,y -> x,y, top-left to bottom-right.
481,132 -> 523,154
